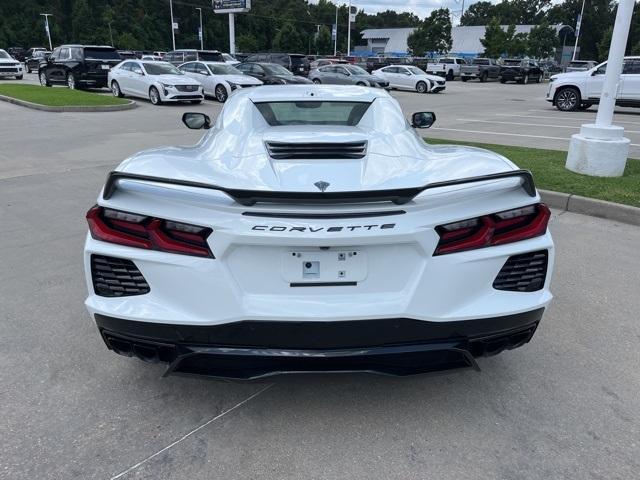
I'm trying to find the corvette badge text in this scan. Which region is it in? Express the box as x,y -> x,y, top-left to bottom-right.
252,224 -> 396,233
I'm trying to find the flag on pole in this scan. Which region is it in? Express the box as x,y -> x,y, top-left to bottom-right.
575,14 -> 582,37
331,24 -> 337,41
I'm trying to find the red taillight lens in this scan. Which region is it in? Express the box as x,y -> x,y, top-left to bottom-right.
434,203 -> 550,255
86,206 -> 213,258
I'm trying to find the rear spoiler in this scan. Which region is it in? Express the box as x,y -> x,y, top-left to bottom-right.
102,170 -> 536,206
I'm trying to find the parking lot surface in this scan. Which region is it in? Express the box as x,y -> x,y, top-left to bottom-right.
1,78 -> 639,479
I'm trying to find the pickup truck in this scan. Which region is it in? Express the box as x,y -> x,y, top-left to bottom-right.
425,57 -> 467,80
460,58 -> 501,82
499,58 -> 543,84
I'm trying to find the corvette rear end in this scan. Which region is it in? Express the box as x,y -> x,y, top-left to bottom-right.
84,85 -> 553,379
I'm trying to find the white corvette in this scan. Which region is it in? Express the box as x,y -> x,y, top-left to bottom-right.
178,61 -> 262,102
108,60 -> 204,105
84,85 -> 553,379
373,65 -> 446,93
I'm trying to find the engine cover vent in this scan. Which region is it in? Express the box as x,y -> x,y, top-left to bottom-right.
265,141 -> 367,159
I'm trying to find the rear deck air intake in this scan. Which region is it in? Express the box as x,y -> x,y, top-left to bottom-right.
265,141 -> 367,159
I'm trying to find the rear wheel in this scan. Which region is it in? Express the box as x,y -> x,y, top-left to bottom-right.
480,72 -> 488,83
461,77 -> 468,82
535,75 -> 542,83
555,87 -> 581,111
111,80 -> 124,98
26,64 -> 31,73
149,86 -> 162,105
214,84 -> 228,102
312,78 -> 321,84
499,77 -> 506,84
416,81 -> 428,93
15,75 -> 23,80
446,70 -> 454,81
356,81 -> 366,86
39,71 -> 50,87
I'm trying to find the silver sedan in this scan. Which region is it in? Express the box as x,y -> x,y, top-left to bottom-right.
309,64 -> 389,88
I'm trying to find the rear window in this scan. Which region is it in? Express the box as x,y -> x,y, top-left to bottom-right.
255,101 -> 371,126
473,59 -> 489,65
503,59 -> 522,66
290,55 -> 306,65
84,48 -> 120,60
198,51 -> 223,62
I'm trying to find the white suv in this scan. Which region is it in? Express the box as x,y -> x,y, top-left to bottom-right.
547,56 -> 640,111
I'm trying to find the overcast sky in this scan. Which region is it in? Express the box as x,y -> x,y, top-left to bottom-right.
309,0 -> 470,22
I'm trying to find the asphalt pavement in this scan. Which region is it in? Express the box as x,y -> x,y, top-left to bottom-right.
1,77 -> 639,479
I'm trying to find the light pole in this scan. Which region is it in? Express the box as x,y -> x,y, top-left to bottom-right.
572,0 -> 586,61
565,0 -> 634,176
40,13 -> 53,51
196,8 -> 203,50
108,21 -> 114,46
334,5 -> 338,56
169,0 -> 176,50
347,0 -> 352,56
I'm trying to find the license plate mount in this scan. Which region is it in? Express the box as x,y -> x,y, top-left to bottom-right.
283,250 -> 366,283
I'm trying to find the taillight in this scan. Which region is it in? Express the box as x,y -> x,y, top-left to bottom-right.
434,203 -> 550,255
86,206 -> 213,258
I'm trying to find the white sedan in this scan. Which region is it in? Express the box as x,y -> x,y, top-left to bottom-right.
108,60 -> 204,105
372,65 -> 446,93
178,61 -> 262,102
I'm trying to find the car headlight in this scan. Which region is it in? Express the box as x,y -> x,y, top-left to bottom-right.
161,83 -> 175,88
227,82 -> 238,91
548,77 -> 555,83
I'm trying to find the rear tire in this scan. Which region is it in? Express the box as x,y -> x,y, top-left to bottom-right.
555,87 -> 581,111
499,77 -> 506,84
149,86 -> 162,105
66,72 -> 77,90
26,64 -> 31,73
480,72 -> 488,83
111,80 -> 124,98
416,81 -> 428,93
446,70 -> 454,81
461,77 -> 468,82
15,75 -> 23,80
356,81 -> 366,86
312,78 -> 321,84
536,75 -> 542,83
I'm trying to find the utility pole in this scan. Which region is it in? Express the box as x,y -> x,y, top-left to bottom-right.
566,0 -> 634,177
316,24 -> 320,55
169,0 -> 176,50
572,0 -> 586,61
347,0 -> 352,56
196,7 -> 203,50
334,5 -> 338,56
108,21 -> 114,46
40,14 -> 53,51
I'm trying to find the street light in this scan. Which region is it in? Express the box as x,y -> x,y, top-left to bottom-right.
108,21 -> 114,47
196,8 -> 203,50
169,0 -> 176,50
40,13 -> 53,51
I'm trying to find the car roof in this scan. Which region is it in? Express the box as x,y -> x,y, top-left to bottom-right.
236,84 -> 389,103
173,49 -> 221,53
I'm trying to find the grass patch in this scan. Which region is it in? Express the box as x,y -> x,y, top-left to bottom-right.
426,138 -> 640,208
0,84 -> 129,106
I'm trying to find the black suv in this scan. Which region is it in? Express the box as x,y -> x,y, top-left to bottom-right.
243,53 -> 310,76
164,49 -> 224,66
25,49 -> 50,73
38,45 -> 122,89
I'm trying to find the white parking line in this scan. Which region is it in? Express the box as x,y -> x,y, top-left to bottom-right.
457,118 -> 640,134
430,127 -> 640,147
498,112 -> 640,126
109,384 -> 273,480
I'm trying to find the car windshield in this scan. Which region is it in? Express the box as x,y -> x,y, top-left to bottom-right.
503,59 -> 522,66
408,67 -> 425,75
569,61 -> 588,67
345,65 -> 368,75
0,50 -> 12,59
255,101 -> 371,126
222,53 -> 235,61
263,64 -> 292,75
209,63 -> 242,75
84,48 -> 120,60
143,63 -> 183,75
198,51 -> 223,61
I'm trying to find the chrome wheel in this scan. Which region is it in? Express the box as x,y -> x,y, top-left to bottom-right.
416,81 -> 427,93
556,88 -> 579,111
67,73 -> 76,89
149,87 -> 161,105
312,78 -> 321,84
215,84 -> 228,102
39,72 -> 49,87
111,81 -> 122,98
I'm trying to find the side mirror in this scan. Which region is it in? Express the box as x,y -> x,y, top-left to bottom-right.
182,112 -> 212,130
411,111 -> 436,129
198,69 -> 209,75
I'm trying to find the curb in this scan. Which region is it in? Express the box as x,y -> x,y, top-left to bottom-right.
0,94 -> 137,112
540,189 -> 640,226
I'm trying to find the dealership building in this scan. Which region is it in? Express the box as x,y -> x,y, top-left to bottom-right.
358,25 -> 573,58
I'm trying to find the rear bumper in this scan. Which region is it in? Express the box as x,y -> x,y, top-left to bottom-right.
95,308 -> 545,379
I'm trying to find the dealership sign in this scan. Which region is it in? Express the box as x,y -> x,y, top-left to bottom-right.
213,0 -> 251,13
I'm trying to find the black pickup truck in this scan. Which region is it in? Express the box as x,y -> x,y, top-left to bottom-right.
499,59 -> 543,84
460,58 -> 501,82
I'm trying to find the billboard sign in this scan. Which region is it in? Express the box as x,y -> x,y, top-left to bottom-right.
213,0 -> 251,13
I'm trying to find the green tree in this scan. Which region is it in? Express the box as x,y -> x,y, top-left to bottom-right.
481,17 -> 509,57
236,33 -> 258,53
407,8 -> 452,55
597,25 -> 613,60
527,20 -> 558,58
315,26 -> 333,55
273,22 -> 304,52
460,1 -> 496,26
71,0 -> 94,44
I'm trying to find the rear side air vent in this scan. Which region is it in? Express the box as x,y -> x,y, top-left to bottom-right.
265,141 -> 367,159
91,255 -> 150,297
493,250 -> 548,292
